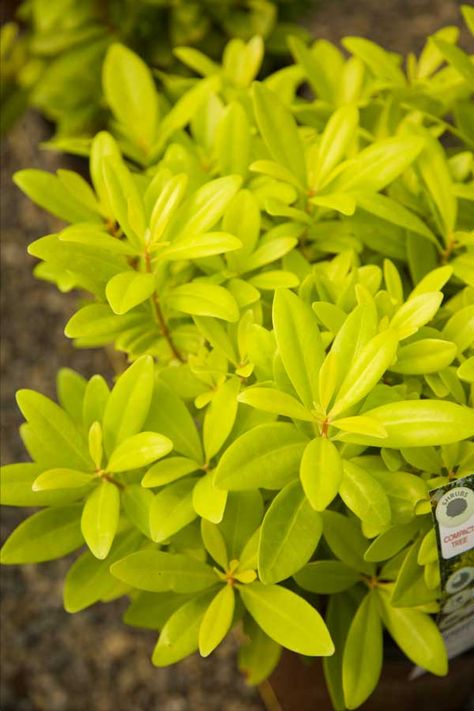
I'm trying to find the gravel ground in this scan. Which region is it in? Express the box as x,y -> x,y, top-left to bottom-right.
0,2 -> 471,710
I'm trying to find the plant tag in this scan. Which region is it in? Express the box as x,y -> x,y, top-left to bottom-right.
411,474 -> 474,679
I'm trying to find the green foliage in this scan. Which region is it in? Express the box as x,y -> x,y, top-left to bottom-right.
2,15 -> 474,709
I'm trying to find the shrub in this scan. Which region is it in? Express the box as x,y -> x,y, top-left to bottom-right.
0,0 -> 311,136
2,9 -> 474,709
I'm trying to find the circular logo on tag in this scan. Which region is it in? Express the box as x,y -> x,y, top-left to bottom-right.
446,567 -> 474,594
436,487 -> 474,528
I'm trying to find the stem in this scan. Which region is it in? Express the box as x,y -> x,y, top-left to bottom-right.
144,251 -> 184,362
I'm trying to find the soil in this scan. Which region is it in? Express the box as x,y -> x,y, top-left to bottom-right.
0,2 -> 471,710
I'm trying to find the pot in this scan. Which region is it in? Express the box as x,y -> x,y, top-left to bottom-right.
265,650 -> 474,711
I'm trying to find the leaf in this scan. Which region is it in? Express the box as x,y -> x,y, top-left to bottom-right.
13,169 -> 98,223
219,491 -> 263,560
107,432 -> 173,472
149,478 -> 198,542
342,37 -> 406,85
123,591 -> 193,630
390,339 -> 457,374
122,484 -> 154,538
324,594 -> 356,711
356,193 -> 438,244
339,400 -> 474,447
377,587 -> 448,675
103,43 -> 158,150
106,272 -> 156,315
167,282 -> 239,322
390,293 -> 443,340
238,387 -> 313,421
272,289 -> 324,408
238,617 -> 282,685
418,135 -> 457,236
152,591 -> 216,666
149,174 -> 188,244
0,463 -> 86,507
102,356 -> 154,456
339,460 -> 391,528
0,504 -> 84,564
322,511 -> 373,575
258,481 -> 322,584
364,521 -> 419,562
342,592 -> 383,709
33,468 -> 94,491
328,137 -> 424,193
82,375 -> 110,430
329,329 -> 398,418
312,105 -> 359,189
56,368 -> 87,424
294,561 -> 359,594
300,438 -> 343,511
203,378 -> 240,461
166,175 -> 242,242
193,472 -> 228,524
252,83 -> 306,188
64,529 -> 141,612
239,582 -> 334,656
142,457 -> 200,488
161,232 -> 242,261
81,480 -> 120,559
215,423 -> 307,491
199,584 -> 235,657
391,540 -> 437,607
145,380 -> 203,463
200,519 -> 228,569
16,389 -> 91,471
111,549 -> 217,593
215,101 -> 250,177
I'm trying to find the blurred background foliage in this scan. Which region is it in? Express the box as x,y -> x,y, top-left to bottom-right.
1,0 -> 312,137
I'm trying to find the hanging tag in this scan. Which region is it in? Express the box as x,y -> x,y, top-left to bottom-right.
410,474 -> 474,679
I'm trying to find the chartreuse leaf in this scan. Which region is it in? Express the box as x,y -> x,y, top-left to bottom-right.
193,472 -> 228,524
258,481 -> 322,584
219,491 -> 263,560
167,282 -> 239,322
81,480 -> 120,559
312,105 -> 359,189
377,586 -> 448,676
203,377 -> 240,462
239,582 -> 334,656
324,594 -> 356,711
64,529 -> 141,613
145,380 -> 203,463
273,289 -> 324,408
252,83 -> 306,189
215,423 -> 307,491
150,478 -> 198,542
339,400 -> 474,447
238,387 -> 313,421
201,520 -> 228,569
331,415 -> 387,438
122,485 -> 154,538
199,584 -> 235,657
300,438 -> 343,511
82,376 -> 110,430
149,174 -> 188,245
0,463 -> 87,507
161,232 -> 241,261
357,193 -> 438,245
88,421 -> 103,469
0,504 -> 83,564
329,329 -> 398,418
364,521 -> 419,562
16,389 -> 92,471
390,339 -> 457,374
13,169 -> 99,223
418,134 -> 457,237
294,561 -> 359,594
102,355 -> 154,456
215,101 -> 250,177
342,591 -> 383,709
458,357 -> 474,383
103,43 -> 159,151
111,549 -> 217,593
238,617 -> 282,685
327,136 -> 424,193
107,432 -> 173,472
106,272 -> 156,315
339,460 -> 391,528
123,591 -> 193,630
390,293 -> 443,340
33,468 -> 94,491
323,511 -> 374,575
57,368 -> 87,424
142,457 -> 200,488
153,590 -> 217,666
391,539 -> 438,607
